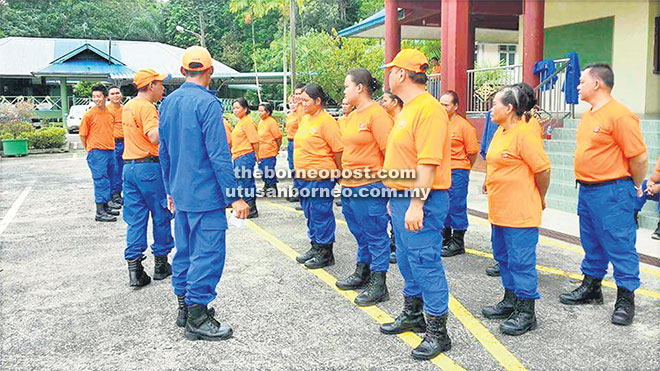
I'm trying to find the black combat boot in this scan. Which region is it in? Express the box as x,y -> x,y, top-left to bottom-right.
355,272 -> 389,307
500,297 -> 537,336
411,313 -> 452,360
176,296 -> 216,328
611,287 -> 635,326
336,263 -> 370,290
442,227 -> 452,247
389,230 -> 397,264
103,203 -> 120,216
184,304 -> 233,341
95,203 -> 117,222
153,255 -> 172,280
380,296 -> 426,334
247,200 -> 259,218
304,243 -> 334,269
296,241 -> 320,263
111,191 -> 123,205
176,295 -> 188,327
127,256 -> 151,288
107,198 -> 122,210
559,275 -> 604,305
263,183 -> 278,197
442,230 -> 466,257
486,262 -> 500,277
482,289 -> 516,319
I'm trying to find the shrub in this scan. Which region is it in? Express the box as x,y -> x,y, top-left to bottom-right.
22,127 -> 67,149
0,121 -> 34,139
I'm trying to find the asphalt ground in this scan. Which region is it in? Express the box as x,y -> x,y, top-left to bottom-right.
0,151 -> 659,371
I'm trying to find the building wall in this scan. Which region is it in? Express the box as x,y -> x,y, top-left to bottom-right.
544,0 -> 659,115
476,43 -> 520,67
645,0 -> 659,115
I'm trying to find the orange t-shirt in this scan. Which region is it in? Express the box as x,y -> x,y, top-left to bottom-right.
258,116 -> 282,159
574,100 -> 646,183
286,104 -> 303,139
79,106 -> 115,151
527,116 -> 543,138
107,104 -> 124,139
383,91 -> 451,190
341,102 -> 393,187
449,114 -> 479,170
655,154 -> 660,174
231,115 -> 259,160
337,116 -> 348,129
122,97 -> 159,160
486,122 -> 551,228
293,110 -> 343,176
223,117 -> 233,148
431,65 -> 442,75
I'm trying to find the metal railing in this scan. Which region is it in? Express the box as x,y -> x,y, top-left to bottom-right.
534,58 -> 574,120
427,74 -> 442,99
0,96 -> 62,111
466,64 -> 522,114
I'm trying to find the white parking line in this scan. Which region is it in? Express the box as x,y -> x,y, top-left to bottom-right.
0,186 -> 31,236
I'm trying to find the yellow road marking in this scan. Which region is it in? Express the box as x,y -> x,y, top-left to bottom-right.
465,248 -> 660,300
245,219 -> 465,371
467,215 -> 660,278
262,201 -> 527,370
266,200 -> 660,301
449,296 -> 526,370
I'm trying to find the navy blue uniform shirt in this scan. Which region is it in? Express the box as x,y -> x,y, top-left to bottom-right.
159,82 -> 239,212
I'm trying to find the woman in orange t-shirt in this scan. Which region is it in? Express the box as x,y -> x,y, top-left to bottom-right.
257,102 -> 282,193
482,83 -> 551,336
337,97 -> 354,129
380,90 -> 403,119
293,83 -> 344,270
379,89 -> 404,264
231,98 -> 260,218
223,116 -> 233,148
334,68 -> 393,307
515,83 -> 544,138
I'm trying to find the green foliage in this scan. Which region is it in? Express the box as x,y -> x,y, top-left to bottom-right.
0,121 -> 33,139
22,127 -> 67,149
73,81 -> 102,98
473,61 -> 509,91
401,39 -> 442,61
295,31 -> 383,103
0,0 -> 163,40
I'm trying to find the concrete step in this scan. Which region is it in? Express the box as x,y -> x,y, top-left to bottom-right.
547,179 -> 579,198
547,152 -> 574,167
546,194 -> 577,214
562,119 -> 660,133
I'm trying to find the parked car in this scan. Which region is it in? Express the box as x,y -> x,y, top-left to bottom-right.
67,104 -> 93,133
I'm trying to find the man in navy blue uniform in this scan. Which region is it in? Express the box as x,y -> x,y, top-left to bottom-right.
159,46 -> 249,341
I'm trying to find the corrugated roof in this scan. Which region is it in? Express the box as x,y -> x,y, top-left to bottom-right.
0,36 -> 239,80
34,60 -> 135,80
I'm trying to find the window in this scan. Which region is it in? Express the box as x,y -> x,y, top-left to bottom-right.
654,17 -> 659,74
499,45 -> 516,66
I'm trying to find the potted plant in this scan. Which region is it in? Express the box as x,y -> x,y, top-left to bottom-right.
1,101 -> 35,157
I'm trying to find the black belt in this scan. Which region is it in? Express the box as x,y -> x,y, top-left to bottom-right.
130,156 -> 159,163
115,138 -> 124,143
576,177 -> 631,188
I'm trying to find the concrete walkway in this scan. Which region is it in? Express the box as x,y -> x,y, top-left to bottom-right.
0,152 -> 658,370
467,171 -> 660,265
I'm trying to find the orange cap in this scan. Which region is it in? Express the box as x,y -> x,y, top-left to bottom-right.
381,49 -> 430,73
182,46 -> 213,71
133,69 -> 168,89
